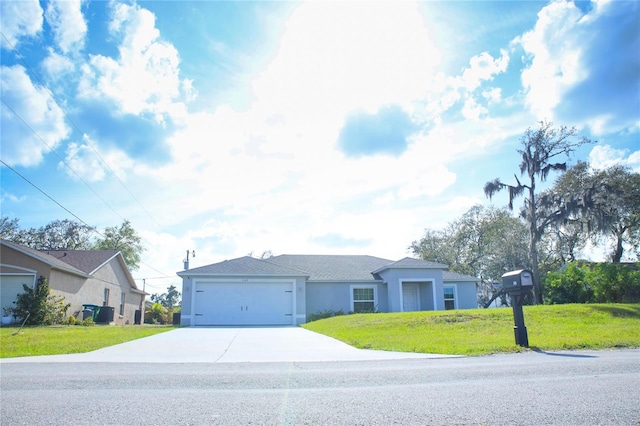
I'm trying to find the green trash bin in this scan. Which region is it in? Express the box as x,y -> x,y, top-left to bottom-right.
82,304 -> 101,322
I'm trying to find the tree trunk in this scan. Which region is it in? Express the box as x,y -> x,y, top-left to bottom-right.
612,231 -> 624,263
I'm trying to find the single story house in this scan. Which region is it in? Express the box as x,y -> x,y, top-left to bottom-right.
177,254 -> 480,326
0,239 -> 146,325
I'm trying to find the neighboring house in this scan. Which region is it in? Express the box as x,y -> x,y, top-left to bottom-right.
0,239 -> 146,324
177,254 -> 480,326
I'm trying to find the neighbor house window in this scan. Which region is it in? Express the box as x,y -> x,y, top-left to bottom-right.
444,285 -> 456,310
351,286 -> 376,313
119,293 -> 125,316
104,288 -> 110,306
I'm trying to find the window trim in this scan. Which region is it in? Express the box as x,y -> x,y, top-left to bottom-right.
443,284 -> 457,310
103,288 -> 110,306
350,285 -> 377,313
119,292 -> 125,316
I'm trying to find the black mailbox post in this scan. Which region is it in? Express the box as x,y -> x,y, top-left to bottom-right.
501,270 -> 534,347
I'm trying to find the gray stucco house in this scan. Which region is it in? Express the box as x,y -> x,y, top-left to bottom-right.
178,254 -> 479,326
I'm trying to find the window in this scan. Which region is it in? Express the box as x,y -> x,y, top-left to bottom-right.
444,285 -> 456,310
119,293 -> 125,316
351,286 -> 376,313
103,288 -> 110,306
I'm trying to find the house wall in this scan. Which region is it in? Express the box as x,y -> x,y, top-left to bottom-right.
446,281 -> 478,309
1,246 -> 143,325
306,281 -> 388,319
180,274 -> 307,326
378,268 -> 444,311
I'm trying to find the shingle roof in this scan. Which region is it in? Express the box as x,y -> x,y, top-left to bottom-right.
269,254 -> 392,281
179,256 -> 310,277
43,250 -> 119,275
1,240 -> 87,276
443,271 -> 479,282
371,256 -> 448,273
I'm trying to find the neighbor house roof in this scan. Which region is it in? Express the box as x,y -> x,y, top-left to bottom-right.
44,250 -> 120,275
1,239 -> 88,277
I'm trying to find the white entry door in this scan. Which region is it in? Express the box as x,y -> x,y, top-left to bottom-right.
402,283 -> 420,312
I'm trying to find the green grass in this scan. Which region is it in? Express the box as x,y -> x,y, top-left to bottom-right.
0,325 -> 177,358
301,304 -> 640,356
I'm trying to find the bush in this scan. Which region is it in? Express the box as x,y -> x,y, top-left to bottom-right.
543,262 -> 640,304
68,315 -> 78,325
12,278 -> 70,325
544,263 -> 593,304
81,317 -> 95,326
147,302 -> 168,324
308,309 -> 344,322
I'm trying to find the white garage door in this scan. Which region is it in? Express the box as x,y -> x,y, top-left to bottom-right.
193,281 -> 294,326
1,274 -> 35,313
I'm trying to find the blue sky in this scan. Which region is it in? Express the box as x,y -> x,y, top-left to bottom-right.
1,0 -> 638,292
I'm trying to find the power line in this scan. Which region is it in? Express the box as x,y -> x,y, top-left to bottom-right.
0,30 -> 166,232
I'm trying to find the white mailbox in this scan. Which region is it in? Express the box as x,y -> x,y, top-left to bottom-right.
501,269 -> 534,291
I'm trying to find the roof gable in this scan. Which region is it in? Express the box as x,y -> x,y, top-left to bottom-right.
1,239 -> 87,277
43,250 -> 119,275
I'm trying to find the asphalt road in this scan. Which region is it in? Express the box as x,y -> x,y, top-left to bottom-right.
1,349 -> 638,425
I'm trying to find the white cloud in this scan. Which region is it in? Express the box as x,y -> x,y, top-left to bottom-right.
78,3 -> 187,123
60,135 -> 134,182
42,49 -> 75,78
0,65 -> 70,167
44,0 -> 87,54
460,50 -> 509,92
0,0 -> 43,48
517,0 -> 639,134
589,145 -> 640,172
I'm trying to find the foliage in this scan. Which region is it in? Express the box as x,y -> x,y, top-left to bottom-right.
586,263 -> 640,303
0,325 -> 176,358
544,263 -> 592,304
302,304 -> 640,355
0,217 -> 95,250
11,279 -> 70,326
147,302 -> 169,324
308,309 -> 345,322
411,205 -> 529,307
93,220 -> 145,270
543,262 -> 640,304
151,285 -> 181,310
484,121 -> 594,303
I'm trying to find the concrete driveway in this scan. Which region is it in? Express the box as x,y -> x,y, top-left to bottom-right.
0,326 -> 457,363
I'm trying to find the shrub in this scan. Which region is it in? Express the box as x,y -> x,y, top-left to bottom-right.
12,278 -> 70,325
587,263 -> 640,303
308,309 -> 344,322
81,317 -> 95,326
68,315 -> 78,325
147,302 -> 168,324
544,263 -> 593,304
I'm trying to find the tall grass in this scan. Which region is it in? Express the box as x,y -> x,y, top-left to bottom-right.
302,304 -> 640,355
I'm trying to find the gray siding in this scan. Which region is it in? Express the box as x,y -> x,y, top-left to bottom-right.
446,281 -> 478,309
305,281 -> 388,320
378,268 -> 444,311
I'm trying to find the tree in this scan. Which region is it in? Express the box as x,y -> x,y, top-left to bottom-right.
545,162 -> 640,263
483,121 -> 593,304
93,220 -> 145,270
411,205 -> 529,307
0,217 -> 95,250
151,285 -> 181,310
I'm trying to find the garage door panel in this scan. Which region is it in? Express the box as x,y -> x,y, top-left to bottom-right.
194,282 -> 293,326
1,275 -> 35,313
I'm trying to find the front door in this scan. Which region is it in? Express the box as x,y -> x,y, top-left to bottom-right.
402,283 -> 420,312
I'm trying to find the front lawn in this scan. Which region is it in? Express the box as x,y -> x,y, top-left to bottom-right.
0,325 -> 177,358
301,303 -> 640,355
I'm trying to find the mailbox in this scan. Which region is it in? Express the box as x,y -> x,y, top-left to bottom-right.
501,269 -> 534,291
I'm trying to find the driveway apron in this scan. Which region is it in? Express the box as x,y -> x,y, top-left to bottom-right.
0,327 -> 457,363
